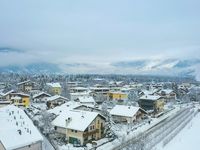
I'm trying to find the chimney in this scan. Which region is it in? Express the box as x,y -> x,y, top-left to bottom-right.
18,129 -> 22,135
66,117 -> 72,127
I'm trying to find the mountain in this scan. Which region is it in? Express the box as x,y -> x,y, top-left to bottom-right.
0,59 -> 199,80
111,58 -> 200,78
0,63 -> 62,74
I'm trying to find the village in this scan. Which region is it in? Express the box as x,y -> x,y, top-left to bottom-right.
0,74 -> 200,150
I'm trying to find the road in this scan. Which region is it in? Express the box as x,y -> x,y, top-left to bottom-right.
111,107 -> 194,150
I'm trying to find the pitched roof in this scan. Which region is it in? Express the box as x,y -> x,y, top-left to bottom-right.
140,95 -> 161,101
32,92 -> 51,99
46,95 -> 68,102
47,83 -> 61,88
0,105 -> 43,150
158,89 -> 174,94
78,96 -> 95,103
17,80 -> 31,85
110,105 -> 144,117
48,101 -> 80,115
52,110 -> 103,131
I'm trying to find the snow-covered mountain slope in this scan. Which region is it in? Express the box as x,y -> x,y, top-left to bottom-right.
0,63 -> 62,74
0,59 -> 199,79
111,59 -> 200,77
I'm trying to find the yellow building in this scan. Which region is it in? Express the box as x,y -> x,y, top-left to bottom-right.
47,83 -> 62,95
108,92 -> 128,101
52,110 -> 106,146
10,93 -> 30,108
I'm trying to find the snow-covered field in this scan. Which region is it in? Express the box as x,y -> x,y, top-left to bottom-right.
160,112 -> 200,150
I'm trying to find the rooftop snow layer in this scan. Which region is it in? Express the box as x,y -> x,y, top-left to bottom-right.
52,110 -> 100,131
110,105 -> 140,117
47,82 -> 61,88
0,105 -> 43,150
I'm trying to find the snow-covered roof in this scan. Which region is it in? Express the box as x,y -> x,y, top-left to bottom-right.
46,95 -> 68,102
11,93 -> 30,97
141,89 -> 158,95
0,90 -> 14,97
90,87 -> 109,90
78,96 -> 95,103
70,87 -> 88,90
70,92 -> 90,96
17,80 -> 31,85
110,105 -> 143,117
48,101 -> 80,115
33,92 -> 51,99
47,82 -> 61,88
52,110 -> 102,131
0,105 -> 43,150
158,89 -> 174,94
11,96 -> 22,100
140,95 -> 161,101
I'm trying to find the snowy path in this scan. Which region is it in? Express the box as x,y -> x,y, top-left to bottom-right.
159,112 -> 200,150
97,107 -> 181,150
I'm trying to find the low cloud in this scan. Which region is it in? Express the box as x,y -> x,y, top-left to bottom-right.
0,47 -> 24,53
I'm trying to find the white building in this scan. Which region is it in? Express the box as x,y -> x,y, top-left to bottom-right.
70,92 -> 90,101
110,105 -> 147,123
76,96 -> 96,106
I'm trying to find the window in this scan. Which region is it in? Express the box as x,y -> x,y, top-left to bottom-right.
75,130 -> 77,133
90,126 -> 93,130
71,130 -> 74,132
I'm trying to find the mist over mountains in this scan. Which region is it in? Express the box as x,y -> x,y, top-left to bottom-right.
0,58 -> 199,80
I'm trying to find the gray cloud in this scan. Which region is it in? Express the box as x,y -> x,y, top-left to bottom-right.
0,47 -> 24,53
0,0 -> 199,74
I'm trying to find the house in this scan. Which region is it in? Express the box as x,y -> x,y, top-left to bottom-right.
70,92 -> 90,101
32,92 -> 51,102
67,82 -> 82,88
17,80 -> 35,93
46,83 -> 62,95
156,89 -> 176,101
70,87 -> 88,93
110,105 -> 147,123
47,101 -> 81,116
139,95 -> 164,113
75,96 -> 96,106
10,93 -> 30,108
46,95 -> 69,109
0,105 -> 43,150
73,105 -> 102,114
107,91 -> 128,102
0,90 -> 15,101
139,89 -> 159,97
52,110 -> 106,146
90,87 -> 110,96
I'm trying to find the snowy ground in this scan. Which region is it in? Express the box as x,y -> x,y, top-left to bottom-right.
97,107 -> 181,150
158,112 -> 200,150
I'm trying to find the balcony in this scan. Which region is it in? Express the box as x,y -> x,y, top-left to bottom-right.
83,129 -> 99,137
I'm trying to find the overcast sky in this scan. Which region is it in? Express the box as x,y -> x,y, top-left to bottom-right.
0,0 -> 200,70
